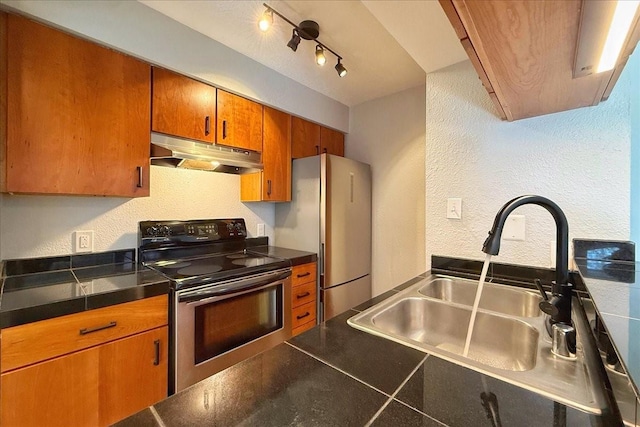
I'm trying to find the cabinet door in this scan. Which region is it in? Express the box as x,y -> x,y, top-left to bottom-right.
99,326 -> 168,426
291,117 -> 320,158
152,67 -> 216,143
4,14 -> 151,197
320,127 -> 345,157
262,107 -> 291,201
216,90 -> 263,152
1,347 -> 100,427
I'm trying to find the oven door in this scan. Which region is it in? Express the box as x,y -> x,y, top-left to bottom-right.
175,269 -> 292,391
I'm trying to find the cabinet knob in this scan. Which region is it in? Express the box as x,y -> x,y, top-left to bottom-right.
315,145 -> 319,155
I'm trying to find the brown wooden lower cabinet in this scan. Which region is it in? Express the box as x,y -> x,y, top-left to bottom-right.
291,262 -> 318,337
99,326 -> 168,426
0,297 -> 169,427
1,346 -> 100,427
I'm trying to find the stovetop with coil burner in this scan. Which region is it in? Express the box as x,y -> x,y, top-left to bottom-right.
139,219 -> 291,289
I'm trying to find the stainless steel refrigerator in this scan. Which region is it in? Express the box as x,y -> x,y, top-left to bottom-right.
275,154 -> 371,321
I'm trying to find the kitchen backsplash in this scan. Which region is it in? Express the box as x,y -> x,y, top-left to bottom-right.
0,166 -> 275,260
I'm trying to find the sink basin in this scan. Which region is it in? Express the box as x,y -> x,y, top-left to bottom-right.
371,297 -> 538,371
348,274 -> 608,414
418,277 -> 542,317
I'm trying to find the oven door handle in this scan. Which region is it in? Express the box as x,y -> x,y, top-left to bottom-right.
178,269 -> 291,304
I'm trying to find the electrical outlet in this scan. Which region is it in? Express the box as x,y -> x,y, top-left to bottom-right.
257,223 -> 265,237
74,230 -> 94,253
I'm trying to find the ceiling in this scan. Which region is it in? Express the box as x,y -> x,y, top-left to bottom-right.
139,0 -> 467,107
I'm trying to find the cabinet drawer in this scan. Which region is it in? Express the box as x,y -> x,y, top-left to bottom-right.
1,295 -> 168,373
292,281 -> 316,309
292,262 -> 316,287
292,301 -> 316,330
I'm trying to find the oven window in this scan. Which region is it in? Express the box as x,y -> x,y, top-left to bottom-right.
194,283 -> 283,365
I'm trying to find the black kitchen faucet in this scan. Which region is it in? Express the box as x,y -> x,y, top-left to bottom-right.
482,195 -> 573,328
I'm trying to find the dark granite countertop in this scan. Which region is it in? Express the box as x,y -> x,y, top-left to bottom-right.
0,246 -> 315,329
574,256 -> 640,399
116,273 -> 619,427
571,239 -> 639,402
0,249 -> 170,328
249,244 -> 317,266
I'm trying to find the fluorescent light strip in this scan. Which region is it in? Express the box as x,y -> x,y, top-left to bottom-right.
597,0 -> 640,73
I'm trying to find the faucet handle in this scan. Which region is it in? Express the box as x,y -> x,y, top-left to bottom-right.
533,279 -> 549,301
534,279 -> 559,317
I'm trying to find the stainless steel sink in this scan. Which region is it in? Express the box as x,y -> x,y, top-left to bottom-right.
348,275 -> 608,414
371,297 -> 538,371
418,277 -> 542,317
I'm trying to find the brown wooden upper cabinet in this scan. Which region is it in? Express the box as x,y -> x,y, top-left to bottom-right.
152,67 -> 216,143
292,117 -> 344,158
0,13 -> 151,197
292,116 -> 321,158
241,107 -> 291,202
439,1 -> 640,121
217,90 -> 263,152
320,126 -> 345,157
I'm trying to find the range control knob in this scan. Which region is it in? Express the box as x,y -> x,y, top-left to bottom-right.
146,226 -> 159,237
161,225 -> 172,237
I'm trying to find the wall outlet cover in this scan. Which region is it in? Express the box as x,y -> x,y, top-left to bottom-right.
503,215 -> 525,241
74,230 -> 94,253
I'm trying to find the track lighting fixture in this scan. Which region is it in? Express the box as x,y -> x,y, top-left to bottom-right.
258,8 -> 273,32
315,45 -> 326,66
335,58 -> 347,77
258,3 -> 347,78
287,30 -> 301,52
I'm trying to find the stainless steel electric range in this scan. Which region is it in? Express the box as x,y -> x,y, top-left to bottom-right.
139,218 -> 292,393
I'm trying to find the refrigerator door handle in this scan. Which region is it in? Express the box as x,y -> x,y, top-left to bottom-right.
350,173 -> 354,203
320,242 -> 325,275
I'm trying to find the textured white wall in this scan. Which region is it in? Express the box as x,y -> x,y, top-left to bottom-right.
0,167 -> 274,259
0,0 -> 349,132
426,61 -> 632,270
347,85 -> 427,296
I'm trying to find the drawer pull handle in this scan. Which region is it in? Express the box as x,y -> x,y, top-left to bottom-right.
222,120 -> 227,139
154,339 -> 161,366
296,312 -> 310,320
296,272 -> 311,278
79,321 -> 117,335
296,292 -> 311,299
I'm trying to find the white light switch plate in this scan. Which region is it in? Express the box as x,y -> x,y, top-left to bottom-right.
447,198 -> 462,219
503,215 -> 525,241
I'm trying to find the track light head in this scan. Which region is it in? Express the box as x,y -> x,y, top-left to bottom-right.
287,30 -> 301,52
335,59 -> 347,77
315,45 -> 326,66
258,8 -> 273,32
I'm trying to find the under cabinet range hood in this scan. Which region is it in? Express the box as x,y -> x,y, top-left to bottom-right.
150,133 -> 262,174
